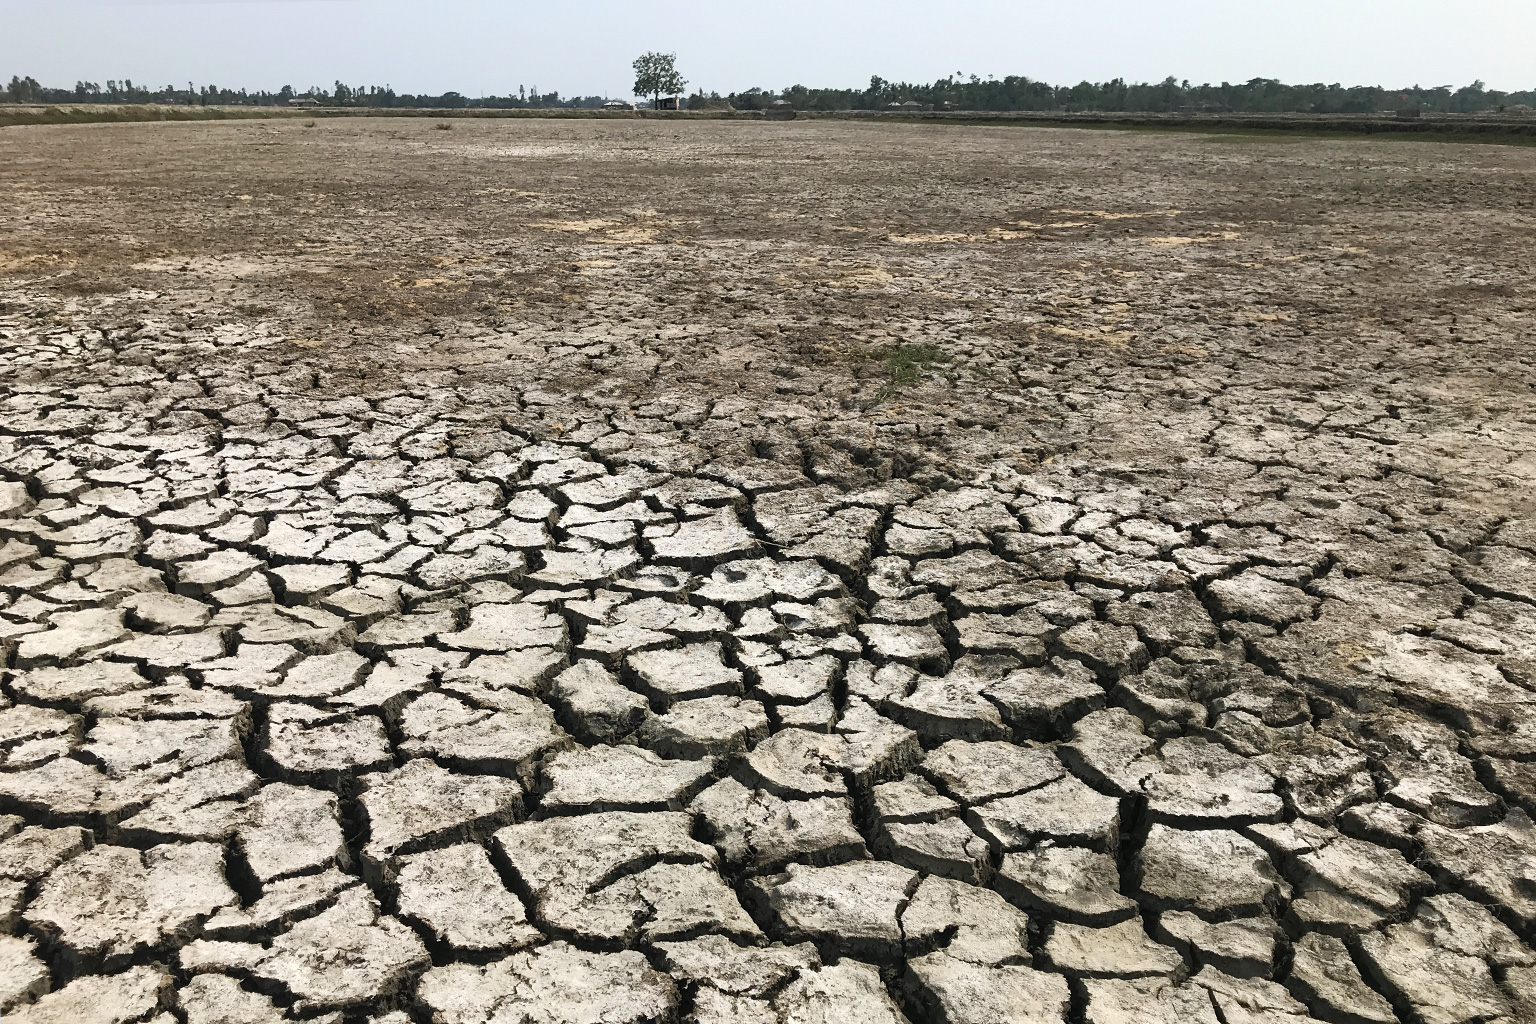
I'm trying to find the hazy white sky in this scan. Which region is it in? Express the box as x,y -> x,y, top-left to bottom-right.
3,0 -> 1533,98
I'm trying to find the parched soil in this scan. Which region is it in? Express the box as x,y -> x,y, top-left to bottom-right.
0,116 -> 1535,1021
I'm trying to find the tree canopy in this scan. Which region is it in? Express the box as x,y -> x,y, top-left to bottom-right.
3,69 -> 1531,115
709,75 -> 1532,115
633,53 -> 687,107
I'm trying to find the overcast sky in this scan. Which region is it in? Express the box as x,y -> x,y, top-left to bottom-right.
4,0 -> 1532,98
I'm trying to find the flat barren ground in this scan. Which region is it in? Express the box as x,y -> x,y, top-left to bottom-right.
1,117 -> 1536,1022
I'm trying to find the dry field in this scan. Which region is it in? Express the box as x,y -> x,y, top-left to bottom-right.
0,117 -> 1535,1022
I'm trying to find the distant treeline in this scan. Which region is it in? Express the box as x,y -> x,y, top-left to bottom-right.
718,76 -> 1536,114
0,77 -> 609,109
4,73 -> 1534,115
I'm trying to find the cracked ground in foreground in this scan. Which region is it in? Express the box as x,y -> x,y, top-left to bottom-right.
0,117 -> 1535,1023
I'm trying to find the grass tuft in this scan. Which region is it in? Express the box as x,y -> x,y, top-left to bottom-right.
884,343 -> 946,384
870,343 -> 948,401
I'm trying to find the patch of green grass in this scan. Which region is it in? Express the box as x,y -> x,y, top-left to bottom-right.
884,343 -> 946,383
871,343 -> 948,401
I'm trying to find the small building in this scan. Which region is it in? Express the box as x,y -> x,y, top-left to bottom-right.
603,99 -> 636,110
287,97 -> 320,108
655,96 -> 680,111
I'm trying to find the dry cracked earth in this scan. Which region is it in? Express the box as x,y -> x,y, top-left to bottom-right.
0,117 -> 1534,1024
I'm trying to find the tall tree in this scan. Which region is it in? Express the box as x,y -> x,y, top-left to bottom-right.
632,52 -> 687,108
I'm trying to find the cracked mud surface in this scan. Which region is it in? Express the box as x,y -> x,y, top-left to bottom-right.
1,117 -> 1535,1022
